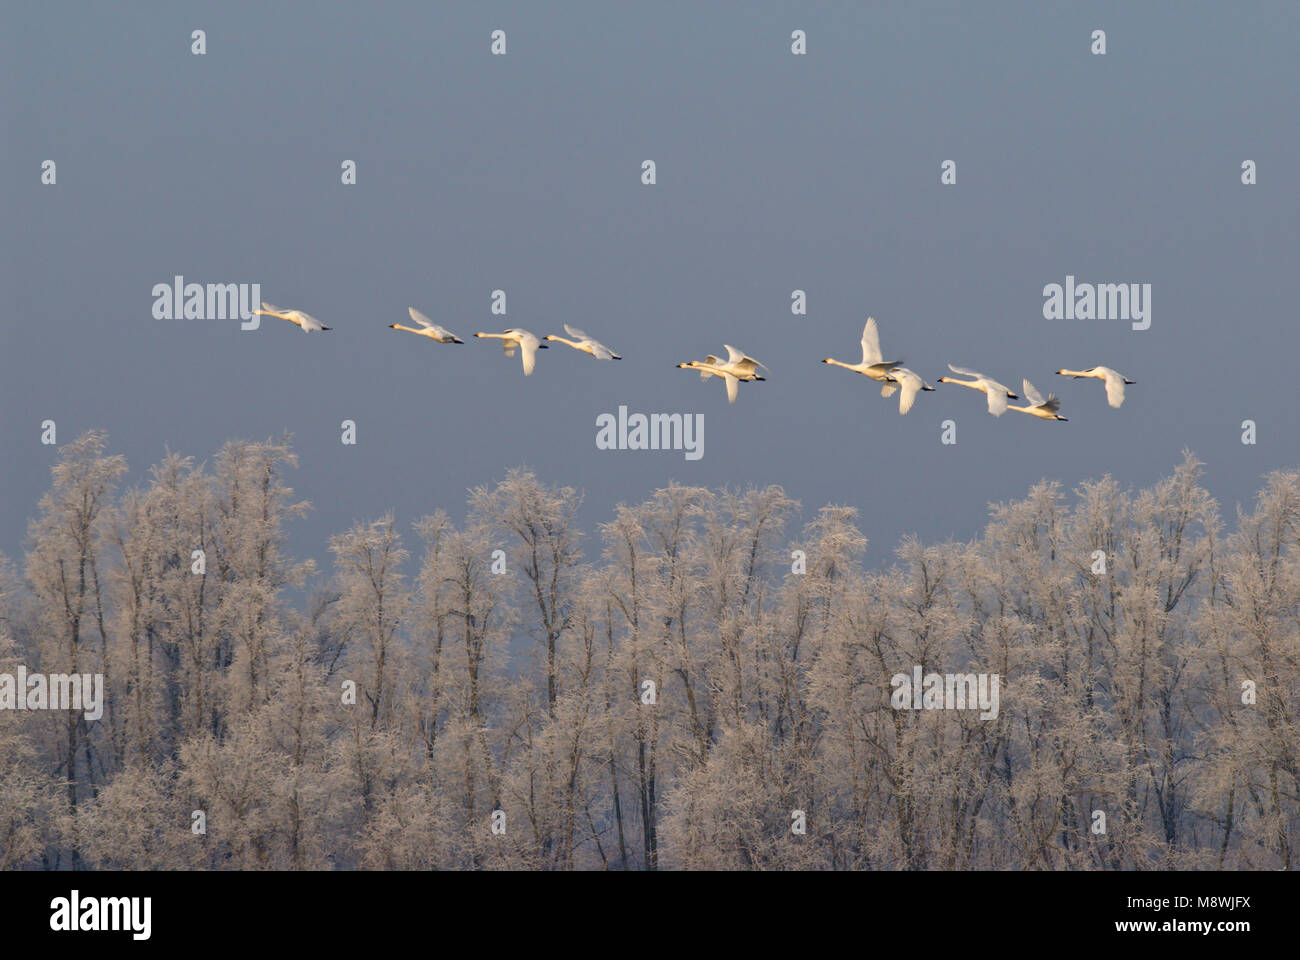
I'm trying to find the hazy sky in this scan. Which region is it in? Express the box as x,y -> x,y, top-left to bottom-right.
3,2 -> 1297,573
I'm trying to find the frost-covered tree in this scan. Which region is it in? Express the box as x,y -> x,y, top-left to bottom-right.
24,431 -> 127,864
5,432 -> 1298,871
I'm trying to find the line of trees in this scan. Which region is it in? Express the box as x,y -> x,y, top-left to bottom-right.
1,431 -> 1296,870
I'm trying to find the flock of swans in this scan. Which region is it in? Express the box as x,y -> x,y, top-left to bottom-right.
260,302 -> 1134,419
819,317 -> 1133,420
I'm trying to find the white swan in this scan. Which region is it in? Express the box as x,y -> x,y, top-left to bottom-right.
475,328 -> 548,375
822,317 -> 902,392
1055,366 -> 1134,408
678,346 -> 767,404
936,364 -> 1018,416
389,307 -> 464,343
253,302 -> 330,332
678,344 -> 767,384
887,367 -> 935,415
677,360 -> 744,403
545,324 -> 621,360
1009,379 -> 1068,421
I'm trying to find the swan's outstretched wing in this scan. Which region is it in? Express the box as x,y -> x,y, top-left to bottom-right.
1022,379 -> 1046,407
723,345 -> 767,374
520,336 -> 539,375
986,386 -> 1009,417
896,369 -> 924,415
564,325 -> 615,359
880,381 -> 899,398
1042,395 -> 1062,413
860,318 -> 883,365
948,363 -> 983,378
699,356 -> 721,380
724,372 -> 739,404
408,307 -> 436,329
1102,370 -> 1126,408
258,302 -> 284,315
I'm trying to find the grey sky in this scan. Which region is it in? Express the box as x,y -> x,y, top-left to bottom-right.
3,2 -> 1297,572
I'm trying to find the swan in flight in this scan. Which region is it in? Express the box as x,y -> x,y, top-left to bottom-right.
475,328 -> 548,375
253,302 -> 330,332
677,344 -> 768,403
545,324 -> 621,359
885,367 -> 935,415
679,345 -> 767,380
389,307 -> 464,343
677,345 -> 767,403
676,360 -> 744,403
822,318 -> 903,391
1055,366 -> 1134,408
936,364 -> 1018,416
1009,379 -> 1068,421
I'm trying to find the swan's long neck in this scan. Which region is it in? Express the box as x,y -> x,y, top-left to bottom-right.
824,358 -> 858,371
392,324 -> 421,334
549,336 -> 579,349
941,377 -> 981,391
1058,368 -> 1091,378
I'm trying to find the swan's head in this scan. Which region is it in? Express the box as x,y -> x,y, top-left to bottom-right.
544,335 -> 557,341
388,324 -> 398,329
1054,369 -> 1065,375
677,362 -> 693,369
821,358 -> 832,363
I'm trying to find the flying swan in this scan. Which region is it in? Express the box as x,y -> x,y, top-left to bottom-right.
475,328 -> 548,375
1008,379 -> 1068,421
545,324 -> 621,359
1055,366 -> 1134,408
253,302 -> 331,332
389,307 -> 464,343
936,364 -> 1018,417
677,346 -> 767,404
822,317 -> 904,395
